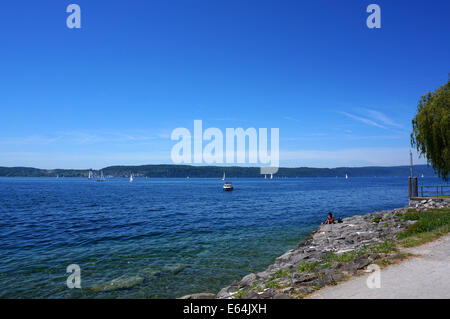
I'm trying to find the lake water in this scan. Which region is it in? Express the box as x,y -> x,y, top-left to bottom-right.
0,176 -> 446,298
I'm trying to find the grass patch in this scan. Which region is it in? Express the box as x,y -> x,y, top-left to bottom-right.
378,259 -> 394,267
370,240 -> 398,254
398,209 -> 450,239
268,269 -> 291,281
401,209 -> 421,221
372,216 -> 382,224
264,281 -> 281,289
325,252 -> 354,263
296,261 -> 320,273
397,208 -> 450,247
233,288 -> 248,299
400,225 -> 449,247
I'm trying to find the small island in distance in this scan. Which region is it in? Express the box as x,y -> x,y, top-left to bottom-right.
0,164 -> 437,178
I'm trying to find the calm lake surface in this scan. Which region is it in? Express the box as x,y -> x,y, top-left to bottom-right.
0,176 -> 446,298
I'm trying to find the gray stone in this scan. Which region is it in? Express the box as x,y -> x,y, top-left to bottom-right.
316,273 -> 335,286
292,272 -> 318,284
256,270 -> 272,279
341,262 -> 358,274
281,287 -> 294,294
242,290 -> 259,299
388,253 -> 404,260
216,285 -> 237,299
259,289 -> 277,299
179,293 -> 216,299
239,273 -> 257,287
331,273 -> 345,282
354,256 -> 371,270
294,286 -> 315,295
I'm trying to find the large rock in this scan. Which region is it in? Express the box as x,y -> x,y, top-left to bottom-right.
292,272 -> 318,284
341,262 -> 358,274
354,256 -> 371,270
216,285 -> 238,299
242,290 -> 259,299
258,289 -> 277,299
239,273 -> 257,288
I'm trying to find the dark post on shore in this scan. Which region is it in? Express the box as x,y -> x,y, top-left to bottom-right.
409,150 -> 418,198
409,177 -> 418,198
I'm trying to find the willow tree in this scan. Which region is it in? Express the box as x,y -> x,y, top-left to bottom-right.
411,79 -> 450,180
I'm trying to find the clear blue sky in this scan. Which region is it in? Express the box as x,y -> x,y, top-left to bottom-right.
1,0 -> 449,169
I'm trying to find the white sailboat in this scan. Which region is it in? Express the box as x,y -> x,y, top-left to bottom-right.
270,173 -> 273,180
345,174 -> 348,179
129,174 -> 134,183
87,170 -> 93,180
264,174 -> 267,179
222,172 -> 225,181
421,174 -> 424,178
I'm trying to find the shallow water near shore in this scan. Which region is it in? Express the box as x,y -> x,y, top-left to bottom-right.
0,176 -> 446,298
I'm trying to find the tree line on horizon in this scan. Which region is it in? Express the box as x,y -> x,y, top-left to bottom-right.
0,164 -> 438,178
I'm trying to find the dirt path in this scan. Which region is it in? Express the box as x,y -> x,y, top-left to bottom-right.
307,235 -> 450,299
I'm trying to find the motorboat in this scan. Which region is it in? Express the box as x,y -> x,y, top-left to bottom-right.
223,182 -> 234,191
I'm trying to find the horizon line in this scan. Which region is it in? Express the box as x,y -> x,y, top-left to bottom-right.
0,163 -> 432,171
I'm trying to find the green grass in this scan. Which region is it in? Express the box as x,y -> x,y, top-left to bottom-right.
378,258 -> 394,267
372,216 -> 382,224
264,281 -> 282,289
370,240 -> 398,254
325,251 -> 354,263
268,269 -> 291,281
398,209 -> 450,239
233,288 -> 248,299
295,241 -> 398,276
400,225 -> 449,247
397,208 -> 450,247
296,261 -> 320,273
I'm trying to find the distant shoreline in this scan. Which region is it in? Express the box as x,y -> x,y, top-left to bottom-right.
0,164 -> 437,178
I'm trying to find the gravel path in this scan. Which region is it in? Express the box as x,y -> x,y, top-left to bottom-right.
307,235 -> 450,299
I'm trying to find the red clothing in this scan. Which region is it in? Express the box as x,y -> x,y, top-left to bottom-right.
324,216 -> 335,224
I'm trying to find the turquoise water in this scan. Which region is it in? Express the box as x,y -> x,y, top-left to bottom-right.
0,177 -> 445,298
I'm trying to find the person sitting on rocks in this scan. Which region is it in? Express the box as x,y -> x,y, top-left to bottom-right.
323,212 -> 335,224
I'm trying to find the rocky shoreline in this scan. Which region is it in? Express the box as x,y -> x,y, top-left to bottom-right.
181,198 -> 450,300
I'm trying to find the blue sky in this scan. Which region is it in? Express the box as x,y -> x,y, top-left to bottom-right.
0,0 -> 449,169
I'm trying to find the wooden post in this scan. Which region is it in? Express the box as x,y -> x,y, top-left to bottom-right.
409,177 -> 418,198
